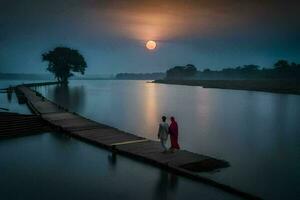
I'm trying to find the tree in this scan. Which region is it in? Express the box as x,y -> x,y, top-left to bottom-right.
242,65 -> 260,72
42,47 -> 87,83
274,60 -> 289,69
203,68 -> 211,73
166,64 -> 198,79
185,64 -> 197,76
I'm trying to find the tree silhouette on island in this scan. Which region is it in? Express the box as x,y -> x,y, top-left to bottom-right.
163,60 -> 300,80
42,47 -> 87,83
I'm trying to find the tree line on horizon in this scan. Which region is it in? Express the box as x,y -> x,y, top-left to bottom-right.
165,60 -> 300,80
17,46 -> 300,82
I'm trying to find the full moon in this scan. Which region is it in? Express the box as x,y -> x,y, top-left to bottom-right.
146,40 -> 156,50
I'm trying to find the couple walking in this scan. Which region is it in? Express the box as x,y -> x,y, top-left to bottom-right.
157,116 -> 180,153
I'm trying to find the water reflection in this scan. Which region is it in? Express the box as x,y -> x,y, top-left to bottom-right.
35,80 -> 300,199
154,171 -> 178,200
0,131 -> 239,200
108,152 -> 117,170
144,83 -> 159,139
6,88 -> 12,103
107,150 -> 179,200
53,84 -> 86,112
50,132 -> 72,144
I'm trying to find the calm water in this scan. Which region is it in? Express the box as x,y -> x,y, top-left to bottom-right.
0,133 -> 239,200
0,80 -> 239,200
0,80 -> 43,114
1,80 -> 300,199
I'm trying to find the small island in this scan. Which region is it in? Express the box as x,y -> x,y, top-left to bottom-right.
153,60 -> 300,95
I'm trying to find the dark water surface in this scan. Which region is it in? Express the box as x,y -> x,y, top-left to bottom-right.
0,133 -> 239,200
1,80 -> 300,199
0,80 -> 42,114
0,80 -> 240,200
34,80 -> 300,199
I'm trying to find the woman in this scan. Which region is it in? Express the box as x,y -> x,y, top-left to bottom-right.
169,116 -> 180,152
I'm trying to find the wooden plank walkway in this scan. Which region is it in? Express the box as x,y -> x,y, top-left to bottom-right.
17,86 -> 227,171
0,112 -> 52,138
15,84 -> 261,199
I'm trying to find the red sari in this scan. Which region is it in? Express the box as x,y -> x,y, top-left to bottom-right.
169,117 -> 180,149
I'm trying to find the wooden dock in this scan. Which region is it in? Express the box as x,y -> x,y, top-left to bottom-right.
0,112 -> 51,138
14,84 -> 261,199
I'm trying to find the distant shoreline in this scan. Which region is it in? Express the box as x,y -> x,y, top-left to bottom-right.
153,79 -> 300,95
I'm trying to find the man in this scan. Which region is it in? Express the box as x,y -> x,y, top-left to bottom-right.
157,116 -> 169,153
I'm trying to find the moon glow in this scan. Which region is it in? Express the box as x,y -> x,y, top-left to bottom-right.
146,40 -> 156,50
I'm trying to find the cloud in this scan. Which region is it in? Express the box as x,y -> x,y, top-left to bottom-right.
0,0 -> 299,73
77,0 -> 300,43
1,0 -> 299,42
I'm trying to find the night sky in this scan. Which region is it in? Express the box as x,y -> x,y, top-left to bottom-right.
1,0 -> 300,74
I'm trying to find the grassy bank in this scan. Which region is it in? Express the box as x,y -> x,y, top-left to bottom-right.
153,79 -> 300,95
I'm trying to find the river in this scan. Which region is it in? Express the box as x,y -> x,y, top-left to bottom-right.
1,79 -> 300,199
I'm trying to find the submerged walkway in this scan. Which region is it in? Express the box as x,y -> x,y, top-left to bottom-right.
0,112 -> 51,138
14,84 -> 261,200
